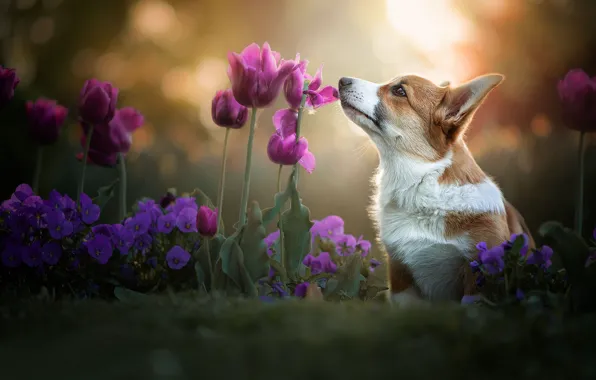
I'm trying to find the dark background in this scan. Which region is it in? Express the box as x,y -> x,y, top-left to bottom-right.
1,0 -> 595,255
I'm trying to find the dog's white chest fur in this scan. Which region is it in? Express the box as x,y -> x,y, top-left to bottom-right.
372,152 -> 505,301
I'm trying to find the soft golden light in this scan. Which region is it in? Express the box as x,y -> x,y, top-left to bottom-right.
131,0 -> 177,39
530,114 -> 552,137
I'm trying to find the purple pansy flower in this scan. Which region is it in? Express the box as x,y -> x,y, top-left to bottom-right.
134,233 -> 153,254
303,252 -> 337,275
356,235 -> 372,256
166,245 -> 191,270
176,207 -> 198,233
172,197 -> 197,215
111,224 -> 134,255
334,234 -> 357,256
125,212 -> 151,236
22,241 -> 43,268
85,234 -> 113,264
294,282 -> 310,298
79,193 -> 101,225
157,212 -> 176,234
45,209 -> 74,239
264,230 -> 280,257
526,245 -> 553,268
478,244 -> 505,275
1,240 -> 22,268
41,241 -> 62,265
311,215 -> 344,240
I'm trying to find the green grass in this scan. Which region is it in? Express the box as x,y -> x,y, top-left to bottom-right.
1,295 -> 596,380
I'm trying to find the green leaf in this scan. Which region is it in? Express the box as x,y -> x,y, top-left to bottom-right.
113,286 -> 148,304
280,170 -> 313,280
261,177 -> 293,225
538,221 -> 596,313
195,234 -> 225,290
194,262 -> 206,288
324,278 -> 339,296
538,221 -> 590,283
269,259 -> 288,283
509,234 -> 527,256
327,255 -> 364,299
93,179 -> 119,211
239,201 -> 270,282
218,231 -> 244,288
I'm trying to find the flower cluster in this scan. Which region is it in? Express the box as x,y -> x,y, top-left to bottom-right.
262,215 -> 375,298
469,234 -> 561,303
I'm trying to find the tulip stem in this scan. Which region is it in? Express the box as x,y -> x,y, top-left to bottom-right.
118,153 -> 127,221
574,130 -> 586,235
277,164 -> 285,273
32,145 -> 44,194
216,128 -> 231,235
238,107 -> 258,227
293,81 -> 310,186
205,237 -> 214,292
77,124 -> 95,205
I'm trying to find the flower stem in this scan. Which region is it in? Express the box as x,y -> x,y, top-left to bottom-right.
216,128 -> 231,235
118,153 -> 127,221
574,130 -> 586,235
32,145 -> 44,194
277,164 -> 285,272
205,237 -> 214,291
293,81 -> 310,186
238,107 -> 258,227
77,124 -> 95,205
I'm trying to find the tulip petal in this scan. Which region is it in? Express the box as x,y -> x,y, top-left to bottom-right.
239,43 -> 261,69
273,108 -> 298,138
299,150 -> 316,173
308,64 -> 324,91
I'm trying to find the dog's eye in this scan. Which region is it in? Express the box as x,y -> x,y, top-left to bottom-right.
391,85 -> 407,97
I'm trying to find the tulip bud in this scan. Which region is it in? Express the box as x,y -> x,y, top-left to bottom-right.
197,206 -> 218,237
78,79 -> 119,125
211,89 -> 248,128
26,98 -> 68,145
0,66 -> 19,108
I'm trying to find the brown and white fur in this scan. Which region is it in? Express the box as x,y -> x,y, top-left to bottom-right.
338,73 -> 534,304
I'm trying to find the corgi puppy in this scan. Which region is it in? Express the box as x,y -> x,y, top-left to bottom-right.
338,73 -> 534,303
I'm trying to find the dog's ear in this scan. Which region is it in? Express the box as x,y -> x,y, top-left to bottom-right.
437,74 -> 504,141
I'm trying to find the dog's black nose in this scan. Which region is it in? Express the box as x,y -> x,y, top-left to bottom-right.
338,77 -> 353,89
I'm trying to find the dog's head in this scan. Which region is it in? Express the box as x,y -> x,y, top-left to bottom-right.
338,73 -> 503,161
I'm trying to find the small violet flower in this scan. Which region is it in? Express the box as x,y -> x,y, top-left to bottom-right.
157,212 -> 177,234
166,245 -> 191,270
85,233 -> 113,264
477,244 -> 505,275
526,245 -> 553,268
45,209 -> 74,239
79,193 -> 101,225
294,282 -> 310,298
303,252 -> 337,275
41,241 -> 62,265
176,207 -> 198,233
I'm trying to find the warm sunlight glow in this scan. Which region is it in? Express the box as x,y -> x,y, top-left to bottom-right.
384,0 -> 475,83
385,0 -> 471,53
132,0 -> 177,39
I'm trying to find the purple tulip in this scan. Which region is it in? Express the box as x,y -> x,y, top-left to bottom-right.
271,108 -> 316,173
267,132 -> 308,166
557,69 -> 596,132
26,98 -> 68,145
78,79 -> 119,125
284,58 -> 339,110
227,42 -> 297,108
211,89 -> 248,128
197,206 -> 218,237
77,107 -> 143,167
0,65 -> 19,108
